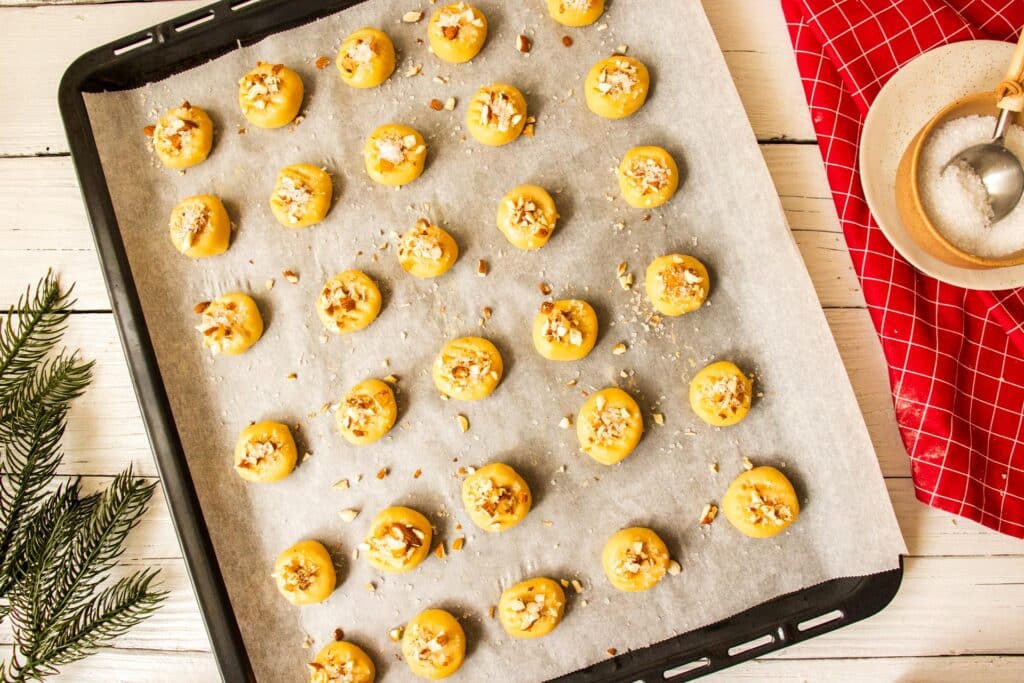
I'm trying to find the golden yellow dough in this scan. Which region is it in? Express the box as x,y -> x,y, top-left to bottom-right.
428,3 -> 488,64
336,28 -> 396,88
238,61 -> 304,129
316,270 -> 382,335
195,292 -> 263,356
496,185 -> 559,250
617,146 -> 680,209
336,379 -> 397,445
363,124 -> 427,186
233,421 -> 297,483
401,609 -> 466,680
466,83 -> 528,147
585,56 -> 651,120
269,164 -> 333,228
273,540 -> 336,605
601,527 -> 670,592
363,507 -> 432,574
723,466 -> 800,538
461,463 -> 532,532
689,361 -> 753,427
577,388 -> 643,465
432,337 -> 503,400
149,102 -> 213,170
645,254 -> 710,317
168,194 -> 230,258
547,0 -> 605,26
309,641 -> 376,683
532,299 -> 598,361
398,219 -> 459,278
498,577 -> 565,639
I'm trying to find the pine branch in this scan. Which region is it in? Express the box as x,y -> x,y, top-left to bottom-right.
0,353 -> 93,439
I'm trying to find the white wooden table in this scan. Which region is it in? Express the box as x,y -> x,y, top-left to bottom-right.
2,1 -> 1022,681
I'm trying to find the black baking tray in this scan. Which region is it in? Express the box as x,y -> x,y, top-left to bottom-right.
58,1 -> 904,680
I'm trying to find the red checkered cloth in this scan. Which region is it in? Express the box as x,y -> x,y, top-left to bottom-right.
780,0 -> 1024,537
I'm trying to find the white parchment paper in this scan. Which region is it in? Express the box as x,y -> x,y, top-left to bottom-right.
83,1 -> 906,680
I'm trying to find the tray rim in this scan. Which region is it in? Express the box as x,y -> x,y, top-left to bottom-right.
57,1 -> 904,681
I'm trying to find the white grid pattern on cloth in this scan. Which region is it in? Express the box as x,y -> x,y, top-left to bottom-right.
781,0 -> 1024,537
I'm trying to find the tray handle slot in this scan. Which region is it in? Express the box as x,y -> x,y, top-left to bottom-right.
725,633 -> 775,657
112,34 -> 155,56
797,608 -> 845,632
231,0 -> 265,11
175,10 -> 217,33
661,658 -> 710,680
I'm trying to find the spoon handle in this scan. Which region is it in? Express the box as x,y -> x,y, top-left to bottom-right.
996,28 -> 1024,112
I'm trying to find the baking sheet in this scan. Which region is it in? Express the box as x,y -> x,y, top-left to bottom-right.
83,0 -> 906,680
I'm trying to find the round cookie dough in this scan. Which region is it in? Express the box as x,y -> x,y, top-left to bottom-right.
269,164 -> 333,228
401,609 -> 466,680
577,387 -> 643,465
645,254 -> 710,317
398,219 -> 459,278
547,0 -> 605,26
601,527 -> 670,592
496,185 -> 558,250
336,379 -> 397,445
461,463 -> 532,532
238,61 -> 304,129
532,299 -> 598,361
363,124 -> 427,186
428,3 -> 488,64
316,270 -> 382,335
194,292 -> 263,356
722,466 -> 800,538
336,28 -> 396,88
498,577 -> 566,639
689,361 -> 753,427
617,146 -> 680,209
363,506 -> 432,574
466,83 -> 528,147
309,641 -> 376,683
233,420 -> 297,483
149,102 -> 213,170
432,337 -> 503,400
168,194 -> 230,258
585,55 -> 650,119
273,540 -> 336,605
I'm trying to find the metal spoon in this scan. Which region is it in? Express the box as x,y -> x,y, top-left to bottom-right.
948,30 -> 1024,224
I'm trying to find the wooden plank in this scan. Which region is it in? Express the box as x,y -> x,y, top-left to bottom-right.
0,0 -> 814,156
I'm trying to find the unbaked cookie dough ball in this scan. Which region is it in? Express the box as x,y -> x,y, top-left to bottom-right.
336,28 -> 396,88
401,609 -> 466,680
336,379 -> 397,445
466,83 -> 528,147
238,61 -> 304,129
363,507 -> 433,574
168,194 -> 230,258
363,124 -> 427,186
309,641 -> 376,683
498,577 -> 566,639
496,185 -> 558,250
532,299 -> 598,361
233,420 -> 297,483
273,540 -> 336,605
316,270 -> 382,335
432,337 -> 503,400
585,56 -> 650,119
269,164 -> 333,228
149,102 -> 213,170
689,361 -> 753,427
461,463 -> 532,532
577,387 -> 643,465
617,146 -> 680,209
601,527 -> 670,592
645,254 -> 710,317
428,3 -> 488,64
194,292 -> 263,356
547,0 -> 605,26
398,219 -> 459,278
723,466 -> 800,538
